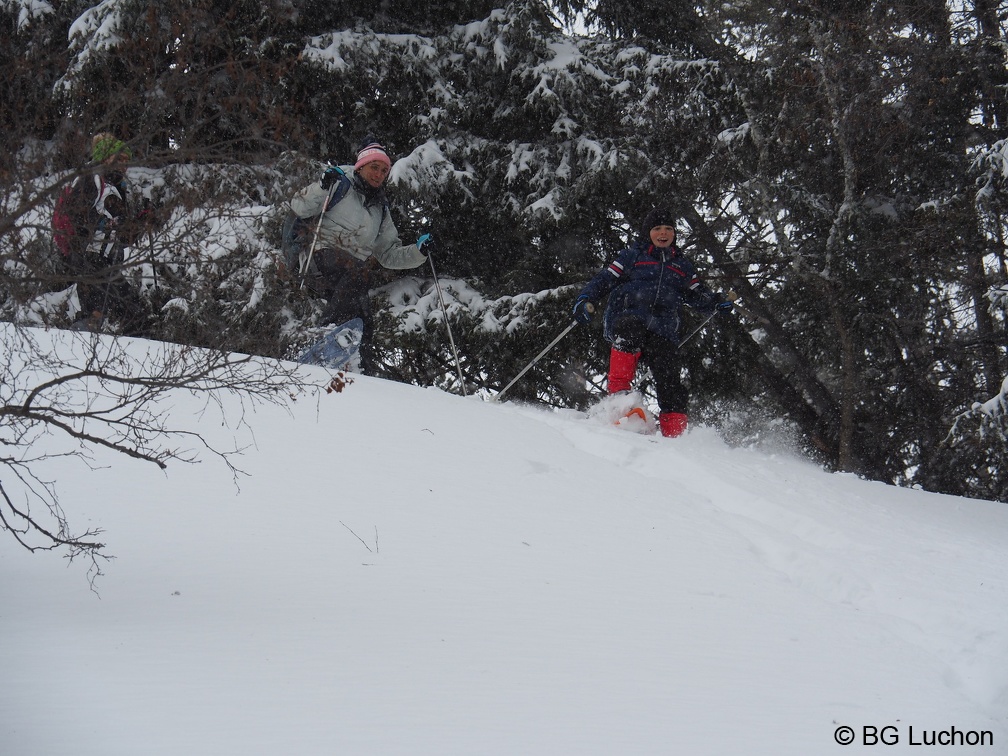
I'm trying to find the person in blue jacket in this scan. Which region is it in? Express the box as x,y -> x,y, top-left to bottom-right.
572,207 -> 733,437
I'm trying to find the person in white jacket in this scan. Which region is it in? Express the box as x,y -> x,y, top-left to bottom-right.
287,138 -> 436,370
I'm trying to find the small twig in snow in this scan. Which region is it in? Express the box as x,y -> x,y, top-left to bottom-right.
340,520 -> 372,553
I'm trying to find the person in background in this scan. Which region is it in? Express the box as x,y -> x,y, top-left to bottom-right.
285,137 -> 436,373
572,207 -> 733,437
53,132 -> 150,334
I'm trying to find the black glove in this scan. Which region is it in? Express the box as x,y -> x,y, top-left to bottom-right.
572,296 -> 595,324
320,165 -> 346,191
716,299 -> 734,313
416,233 -> 437,258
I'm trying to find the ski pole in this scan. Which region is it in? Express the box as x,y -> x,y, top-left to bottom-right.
677,312 -> 717,348
299,180 -> 338,289
494,304 -> 593,403
676,291 -> 738,348
428,254 -> 467,396
729,300 -> 771,325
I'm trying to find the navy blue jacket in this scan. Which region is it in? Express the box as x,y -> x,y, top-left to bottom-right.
579,239 -> 719,344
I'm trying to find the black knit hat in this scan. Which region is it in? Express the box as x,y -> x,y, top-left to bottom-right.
641,207 -> 676,239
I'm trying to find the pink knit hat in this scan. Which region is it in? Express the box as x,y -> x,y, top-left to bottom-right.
354,141 -> 392,170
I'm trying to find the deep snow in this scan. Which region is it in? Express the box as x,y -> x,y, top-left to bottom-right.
2,330 -> 1007,755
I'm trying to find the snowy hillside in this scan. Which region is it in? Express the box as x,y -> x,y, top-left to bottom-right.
2,330 -> 1007,755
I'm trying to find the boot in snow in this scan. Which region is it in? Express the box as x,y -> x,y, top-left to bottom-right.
658,412 -> 688,438
608,347 -> 640,394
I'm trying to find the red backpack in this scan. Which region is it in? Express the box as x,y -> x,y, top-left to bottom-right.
51,179 -> 78,257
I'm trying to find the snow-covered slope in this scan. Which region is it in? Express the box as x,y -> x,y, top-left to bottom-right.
2,339 -> 1006,755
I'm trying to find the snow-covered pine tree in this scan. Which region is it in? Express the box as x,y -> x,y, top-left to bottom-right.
560,0 -> 1008,497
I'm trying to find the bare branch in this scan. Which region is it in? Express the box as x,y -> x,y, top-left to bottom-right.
0,321 -> 319,576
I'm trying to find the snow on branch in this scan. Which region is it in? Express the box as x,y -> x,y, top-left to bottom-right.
380,276 -> 577,336
972,139 -> 1008,203
950,375 -> 1008,444
302,29 -> 438,71
2,0 -> 54,30
390,140 -> 473,194
949,285 -> 1008,443
988,283 -> 1008,311
57,0 -> 126,91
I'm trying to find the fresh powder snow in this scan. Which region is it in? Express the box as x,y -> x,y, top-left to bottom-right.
1,327 -> 1006,755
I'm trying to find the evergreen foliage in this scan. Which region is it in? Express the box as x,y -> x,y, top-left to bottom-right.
0,0 -> 1005,500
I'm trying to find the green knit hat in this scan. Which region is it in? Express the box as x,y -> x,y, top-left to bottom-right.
91,134 -> 132,163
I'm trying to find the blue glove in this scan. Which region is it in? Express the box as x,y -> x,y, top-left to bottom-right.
716,300 -> 734,313
416,233 -> 437,257
320,165 -> 346,191
572,296 -> 595,324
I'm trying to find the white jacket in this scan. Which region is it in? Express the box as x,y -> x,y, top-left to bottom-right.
288,166 -> 426,270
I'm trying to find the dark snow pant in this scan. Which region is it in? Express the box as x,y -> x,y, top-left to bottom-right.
64,248 -> 149,335
609,315 -> 689,414
313,248 -> 377,373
